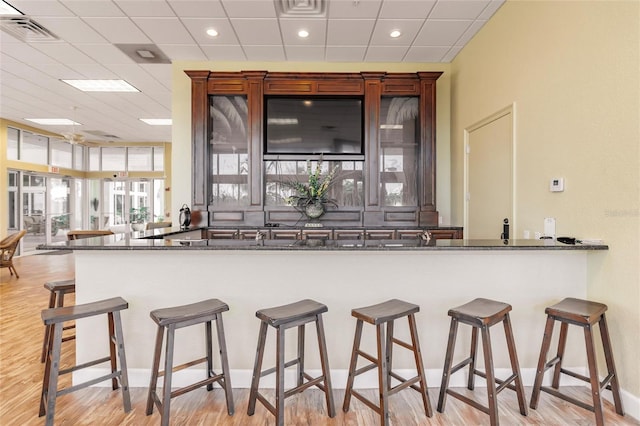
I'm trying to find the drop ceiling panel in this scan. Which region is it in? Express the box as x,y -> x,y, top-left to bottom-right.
479,1 -> 504,20
441,45 -> 462,62
83,17 -> 153,43
138,63 -> 172,88
115,0 -> 176,17
73,43 -> 133,63
378,0 -> 436,19
200,44 -> 247,61
32,17 -> 108,43
221,0 -> 277,18
326,20 -> 375,45
169,0 -> 226,18
0,42 -> 61,64
243,45 -> 285,61
132,17 -> 195,44
157,44 -> 206,61
279,19 -> 326,45
181,18 -> 239,45
404,46 -> 450,62
60,1 -> 126,17
370,19 -> 424,46
230,18 -> 282,45
456,20 -> 487,46
414,20 -> 472,46
325,46 -> 367,62
29,42 -> 97,64
64,63 -> 118,78
328,0 -> 381,19
429,0 -> 491,20
6,0 -> 74,16
284,45 -> 325,61
365,46 -> 409,62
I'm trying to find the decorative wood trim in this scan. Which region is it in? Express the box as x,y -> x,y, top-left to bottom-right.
185,71 -> 210,211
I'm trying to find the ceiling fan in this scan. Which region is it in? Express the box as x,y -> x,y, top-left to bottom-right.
61,106 -> 86,144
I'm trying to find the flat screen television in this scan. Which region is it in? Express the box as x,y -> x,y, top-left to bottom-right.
264,97 -> 363,155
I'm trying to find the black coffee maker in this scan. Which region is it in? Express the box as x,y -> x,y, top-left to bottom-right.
179,204 -> 191,229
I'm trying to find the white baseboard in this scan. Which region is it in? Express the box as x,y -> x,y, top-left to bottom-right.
74,367 -> 638,422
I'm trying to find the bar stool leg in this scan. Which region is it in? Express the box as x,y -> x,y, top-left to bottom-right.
215,313 -> 235,415
584,324 -> 605,426
408,313 -> 433,417
40,292 -> 58,363
503,314 -> 527,415
297,324 -> 305,387
248,321 -> 268,416
44,323 -> 64,426
468,327 -> 478,390
276,326 -> 286,426
112,311 -> 131,411
108,312 -> 119,390
551,322 -> 569,388
146,325 -> 165,415
161,325 -> 176,426
530,316 -> 555,409
206,321 -> 214,391
315,314 -> 335,417
343,319 -> 363,412
599,315 -> 624,415
376,323 -> 390,426
437,318 -> 459,412
480,326 -> 498,426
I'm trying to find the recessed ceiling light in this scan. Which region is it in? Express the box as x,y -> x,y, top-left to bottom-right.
25,118 -> 80,125
390,30 -> 401,38
0,0 -> 22,15
298,30 -> 309,38
61,79 -> 139,92
140,118 -> 172,126
206,28 -> 218,37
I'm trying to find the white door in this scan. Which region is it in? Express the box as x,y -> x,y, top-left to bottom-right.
465,106 -> 514,239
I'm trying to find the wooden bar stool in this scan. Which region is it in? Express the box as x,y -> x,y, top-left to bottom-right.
40,297 -> 131,426
343,299 -> 433,426
40,279 -> 76,363
437,298 -> 527,426
247,299 -> 335,426
146,299 -> 234,426
529,298 -> 624,425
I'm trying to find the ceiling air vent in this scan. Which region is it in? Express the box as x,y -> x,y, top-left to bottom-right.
275,0 -> 326,17
0,16 -> 59,42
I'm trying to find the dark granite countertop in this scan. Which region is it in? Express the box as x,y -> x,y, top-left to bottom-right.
37,226 -> 608,251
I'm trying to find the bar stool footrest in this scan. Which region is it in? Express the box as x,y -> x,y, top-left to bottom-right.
389,371 -> 424,393
450,356 -> 473,376
350,389 -> 382,414
446,389 -> 490,415
171,374 -> 225,399
389,375 -> 421,395
58,355 -> 112,376
58,371 -> 122,397
540,386 -> 595,412
284,375 -> 325,398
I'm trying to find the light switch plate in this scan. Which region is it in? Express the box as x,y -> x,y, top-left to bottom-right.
544,217 -> 556,238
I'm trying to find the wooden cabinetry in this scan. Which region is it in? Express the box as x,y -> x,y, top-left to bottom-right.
186,70 -> 442,228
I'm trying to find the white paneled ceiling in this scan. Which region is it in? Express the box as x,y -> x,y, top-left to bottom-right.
0,0 -> 504,143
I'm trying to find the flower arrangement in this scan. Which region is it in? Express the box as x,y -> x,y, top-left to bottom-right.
285,158 -> 339,217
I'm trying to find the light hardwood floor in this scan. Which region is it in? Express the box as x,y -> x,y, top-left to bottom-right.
1,253 -> 637,425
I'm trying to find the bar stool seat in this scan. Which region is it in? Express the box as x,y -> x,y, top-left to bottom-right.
41,279 -> 76,363
146,298 -> 234,426
343,299 -> 432,426
248,299 -> 335,426
437,298 -> 527,426
530,298 -> 624,426
40,297 -> 131,426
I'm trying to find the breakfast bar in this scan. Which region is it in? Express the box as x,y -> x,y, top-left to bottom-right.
40,230 -> 608,391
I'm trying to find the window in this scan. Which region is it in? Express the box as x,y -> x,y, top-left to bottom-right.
128,147 -> 153,171
7,127 -> 19,160
153,147 -> 164,171
21,132 -> 48,164
102,147 -> 126,171
50,139 -> 73,168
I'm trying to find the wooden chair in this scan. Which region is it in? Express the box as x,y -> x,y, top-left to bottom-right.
1,230 -> 27,278
66,230 -> 114,240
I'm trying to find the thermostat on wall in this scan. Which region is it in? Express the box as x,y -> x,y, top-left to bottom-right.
550,178 -> 564,192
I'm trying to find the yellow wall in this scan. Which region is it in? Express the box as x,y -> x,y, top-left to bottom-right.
450,0 -> 640,401
171,61 -> 452,225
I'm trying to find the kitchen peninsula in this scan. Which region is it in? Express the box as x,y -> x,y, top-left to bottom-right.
41,229 -> 607,390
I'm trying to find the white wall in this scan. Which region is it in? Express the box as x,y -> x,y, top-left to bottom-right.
450,0 -> 640,410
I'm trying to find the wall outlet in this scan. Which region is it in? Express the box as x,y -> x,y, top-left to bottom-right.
544,217 -> 556,238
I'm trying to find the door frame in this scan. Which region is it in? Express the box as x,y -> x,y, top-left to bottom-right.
463,103 -> 517,239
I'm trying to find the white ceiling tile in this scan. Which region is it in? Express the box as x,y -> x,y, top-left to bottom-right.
138,63 -> 173,88
479,0 -> 504,20
243,45 -> 285,61
114,0 -> 176,17
64,63 -> 119,78
60,1 -> 126,17
132,17 -> 195,44
168,0 -> 226,18
29,42 -> 97,64
0,42 -> 60,64
456,19 -> 486,46
404,45 -> 449,62
31,17 -> 108,43
414,19 -> 472,46
284,45 -> 325,61
200,44 -> 247,61
6,0 -> 74,16
83,17 -> 152,43
325,46 -> 366,62
157,44 -> 207,61
364,45 -> 409,62
328,0 -> 381,19
378,0 -> 436,19
230,18 -> 282,45
73,43 -> 134,63
221,0 -> 277,18
279,19 -> 326,46
370,19 -> 424,46
430,0 -> 491,20
441,45 -> 462,62
327,20 -> 375,45
181,18 -> 239,45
